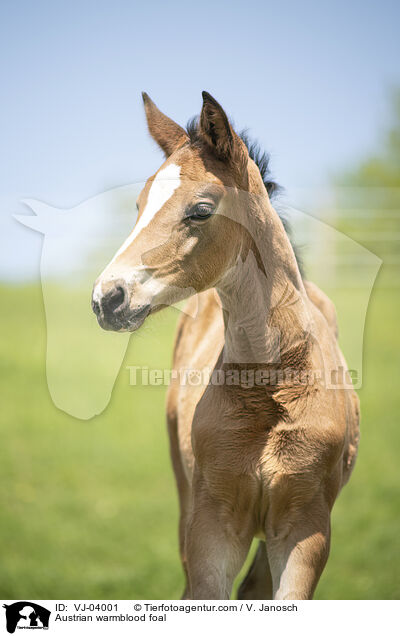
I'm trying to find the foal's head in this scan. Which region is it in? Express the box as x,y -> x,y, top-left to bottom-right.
92,92 -> 271,332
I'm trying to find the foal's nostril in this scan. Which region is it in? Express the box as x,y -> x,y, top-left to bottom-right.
101,284 -> 126,317
108,286 -> 125,312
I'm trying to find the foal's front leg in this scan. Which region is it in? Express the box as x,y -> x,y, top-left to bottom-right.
266,485 -> 331,600
185,474 -> 254,599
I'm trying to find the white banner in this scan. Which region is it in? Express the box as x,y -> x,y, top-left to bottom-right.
1,600 -> 398,635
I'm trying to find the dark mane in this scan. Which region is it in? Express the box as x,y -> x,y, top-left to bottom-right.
186,117 -> 304,276
186,118 -> 280,198
238,130 -> 281,200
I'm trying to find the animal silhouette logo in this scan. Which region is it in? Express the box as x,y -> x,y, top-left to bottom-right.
2,602 -> 50,633
15,188 -> 381,419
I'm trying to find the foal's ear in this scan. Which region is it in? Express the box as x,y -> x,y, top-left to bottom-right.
199,91 -> 247,166
142,93 -> 187,157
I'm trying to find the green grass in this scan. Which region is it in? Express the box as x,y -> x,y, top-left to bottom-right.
0,277 -> 399,599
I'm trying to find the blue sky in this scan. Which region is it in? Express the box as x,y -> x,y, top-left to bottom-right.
1,0 -> 399,279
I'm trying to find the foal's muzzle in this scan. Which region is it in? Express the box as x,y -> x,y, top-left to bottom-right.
91,279 -> 150,331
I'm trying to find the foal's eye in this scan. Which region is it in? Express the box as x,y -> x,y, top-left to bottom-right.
188,202 -> 215,220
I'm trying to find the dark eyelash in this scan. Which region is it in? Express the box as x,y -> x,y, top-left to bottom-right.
188,202 -> 214,220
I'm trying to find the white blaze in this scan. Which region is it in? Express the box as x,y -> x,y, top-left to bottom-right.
110,163 -> 181,264
94,163 -> 181,299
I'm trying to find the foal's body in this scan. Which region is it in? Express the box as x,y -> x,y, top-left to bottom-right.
93,91 -> 360,600
168,283 -> 359,599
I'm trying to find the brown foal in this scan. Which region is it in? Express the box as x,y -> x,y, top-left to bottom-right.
92,92 -> 360,600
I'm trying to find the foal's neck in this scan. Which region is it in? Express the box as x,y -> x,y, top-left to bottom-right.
217,198 -> 312,368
